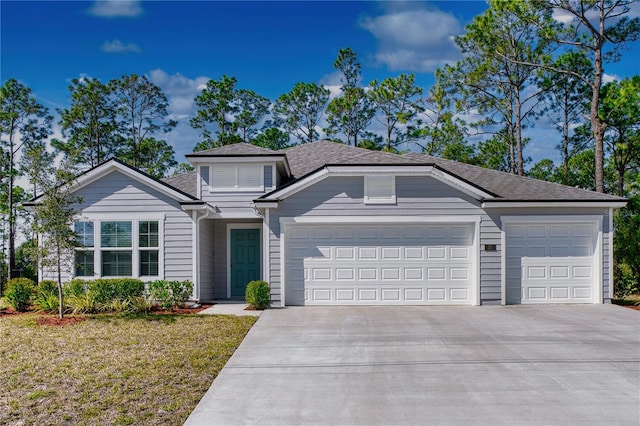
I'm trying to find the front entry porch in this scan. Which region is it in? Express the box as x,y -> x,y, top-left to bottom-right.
197,219 -> 263,303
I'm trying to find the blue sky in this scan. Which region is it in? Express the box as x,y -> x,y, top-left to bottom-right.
2,0 -> 639,166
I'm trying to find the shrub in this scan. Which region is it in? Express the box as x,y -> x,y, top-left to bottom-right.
33,280 -> 61,313
88,278 -> 145,304
148,280 -> 193,310
245,280 -> 270,310
168,280 -> 193,307
4,278 -> 35,312
33,291 -> 60,313
38,280 -> 58,296
148,280 -> 171,310
67,291 -> 100,314
614,263 -> 639,297
64,279 -> 88,298
130,295 -> 154,313
105,298 -> 133,313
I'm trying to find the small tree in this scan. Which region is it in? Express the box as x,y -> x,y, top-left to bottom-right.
31,164 -> 80,318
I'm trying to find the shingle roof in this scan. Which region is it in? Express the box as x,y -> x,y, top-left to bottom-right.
279,140 -> 416,177
187,142 -> 281,157
402,152 -> 621,201
162,171 -> 197,198
176,139 -> 623,202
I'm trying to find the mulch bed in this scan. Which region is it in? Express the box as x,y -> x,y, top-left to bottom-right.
37,315 -> 88,326
0,303 -> 215,327
152,304 -> 213,314
622,305 -> 640,311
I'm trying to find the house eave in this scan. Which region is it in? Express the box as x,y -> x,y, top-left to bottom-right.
482,200 -> 628,209
259,164 -> 496,202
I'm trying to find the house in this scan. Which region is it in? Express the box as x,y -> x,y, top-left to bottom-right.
30,140 -> 627,306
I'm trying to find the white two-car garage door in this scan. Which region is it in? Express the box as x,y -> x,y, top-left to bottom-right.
284,223 -> 476,305
505,221 -> 599,304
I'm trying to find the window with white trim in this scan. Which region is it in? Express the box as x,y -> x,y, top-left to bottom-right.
73,218 -> 162,279
101,221 -> 133,276
74,221 -> 94,277
364,175 -> 396,204
138,221 -> 159,276
211,163 -> 263,191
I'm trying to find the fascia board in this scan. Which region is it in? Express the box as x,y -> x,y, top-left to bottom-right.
36,161 -> 195,204
483,201 -> 627,209
262,165 -> 494,202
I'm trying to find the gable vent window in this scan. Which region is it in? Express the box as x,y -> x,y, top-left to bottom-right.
211,164 -> 263,191
364,175 -> 396,205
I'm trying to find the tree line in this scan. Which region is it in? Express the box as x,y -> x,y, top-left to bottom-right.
1,0 -> 639,294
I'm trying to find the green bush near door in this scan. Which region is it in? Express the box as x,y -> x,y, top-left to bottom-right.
245,280 -> 270,310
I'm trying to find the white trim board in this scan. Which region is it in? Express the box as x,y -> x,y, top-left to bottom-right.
42,160 -> 195,203
280,215 -> 481,225
261,165 -> 495,204
484,201 -> 626,209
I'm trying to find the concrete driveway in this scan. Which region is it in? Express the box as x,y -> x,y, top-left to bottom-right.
185,305 -> 640,425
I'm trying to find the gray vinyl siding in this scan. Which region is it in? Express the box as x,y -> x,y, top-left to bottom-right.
199,219 -> 216,301
62,170 -> 194,283
267,176 -> 502,306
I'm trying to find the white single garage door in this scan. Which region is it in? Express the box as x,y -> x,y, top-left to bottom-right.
505,222 -> 598,304
284,223 -> 476,305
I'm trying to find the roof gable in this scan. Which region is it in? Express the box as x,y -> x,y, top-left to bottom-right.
28,158 -> 198,204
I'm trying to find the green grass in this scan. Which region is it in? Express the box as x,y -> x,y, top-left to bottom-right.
0,312 -> 256,425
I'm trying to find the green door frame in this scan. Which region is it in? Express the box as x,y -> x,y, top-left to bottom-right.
227,225 -> 262,298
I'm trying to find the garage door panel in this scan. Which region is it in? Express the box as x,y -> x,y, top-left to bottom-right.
335,247 -> 354,260
404,268 -> 423,280
450,247 -> 469,259
285,223 -> 475,305
506,222 -> 596,305
381,247 -> 401,259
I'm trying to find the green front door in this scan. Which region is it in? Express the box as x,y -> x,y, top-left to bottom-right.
230,228 -> 261,297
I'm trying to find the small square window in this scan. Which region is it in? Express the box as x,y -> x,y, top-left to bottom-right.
364,175 -> 396,205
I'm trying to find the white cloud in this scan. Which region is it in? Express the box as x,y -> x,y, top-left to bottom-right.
87,0 -> 142,18
360,7 -> 462,72
101,40 -> 141,53
319,71 -> 343,100
553,2 -> 640,25
149,69 -> 210,116
603,73 -> 619,84
148,69 -> 212,157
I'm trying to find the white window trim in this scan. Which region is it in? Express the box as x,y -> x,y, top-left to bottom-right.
226,223 -> 263,299
364,175 -> 396,205
74,214 -> 165,281
209,163 -> 264,193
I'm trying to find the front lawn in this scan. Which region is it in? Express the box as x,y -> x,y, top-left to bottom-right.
0,313 -> 256,425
